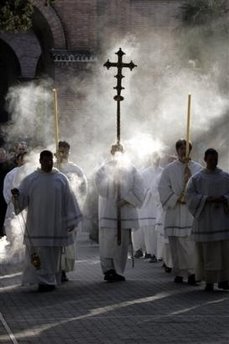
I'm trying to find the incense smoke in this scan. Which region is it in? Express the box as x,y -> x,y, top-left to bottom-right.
1,5 -> 229,265
3,29 -> 229,171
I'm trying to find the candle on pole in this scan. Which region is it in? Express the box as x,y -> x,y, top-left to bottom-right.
180,94 -> 192,204
186,94 -> 191,159
53,88 -> 60,153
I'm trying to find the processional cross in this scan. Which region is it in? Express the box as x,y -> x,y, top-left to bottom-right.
104,48 -> 137,246
104,48 -> 137,145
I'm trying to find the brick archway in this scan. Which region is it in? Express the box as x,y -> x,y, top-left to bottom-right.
0,32 -> 41,79
33,1 -> 67,49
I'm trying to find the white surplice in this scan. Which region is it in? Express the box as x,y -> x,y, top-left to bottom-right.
133,166 -> 163,257
95,158 -> 145,274
186,168 -> 229,282
158,159 -> 202,277
56,160 -> 87,272
14,168 -> 82,285
3,164 -> 34,263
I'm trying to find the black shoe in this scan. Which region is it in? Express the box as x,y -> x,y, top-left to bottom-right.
38,284 -> 56,292
112,272 -> 126,281
104,269 -> 125,282
218,281 -> 229,290
165,266 -> 172,273
144,253 -> 152,259
134,249 -> 143,259
188,274 -> 198,286
149,255 -> 157,263
104,269 -> 116,281
61,271 -> 69,283
174,276 -> 183,283
204,283 -> 214,292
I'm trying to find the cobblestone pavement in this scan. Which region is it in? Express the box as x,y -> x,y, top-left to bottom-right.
1,233 -> 229,344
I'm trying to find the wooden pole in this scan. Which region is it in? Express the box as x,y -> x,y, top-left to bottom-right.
186,94 -> 191,158
53,88 -> 60,153
180,94 -> 192,204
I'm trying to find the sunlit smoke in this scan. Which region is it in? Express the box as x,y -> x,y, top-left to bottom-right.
4,80 -> 54,147
1,8 -> 229,267
124,134 -> 165,168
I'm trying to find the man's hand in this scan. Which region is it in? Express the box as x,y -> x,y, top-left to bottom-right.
177,193 -> 186,204
117,199 -> 130,207
68,225 -> 75,232
11,188 -> 19,198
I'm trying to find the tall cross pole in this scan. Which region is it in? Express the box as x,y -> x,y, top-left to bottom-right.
104,48 -> 137,145
104,48 -> 137,246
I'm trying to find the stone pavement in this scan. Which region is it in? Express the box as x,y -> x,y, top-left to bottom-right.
1,233 -> 229,344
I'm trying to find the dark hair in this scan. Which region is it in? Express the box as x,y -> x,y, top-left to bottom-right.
40,150 -> 53,159
58,141 -> 70,149
204,148 -> 218,159
175,139 -> 192,152
16,151 -> 27,161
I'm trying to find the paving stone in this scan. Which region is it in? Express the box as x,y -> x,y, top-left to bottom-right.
0,232 -> 229,343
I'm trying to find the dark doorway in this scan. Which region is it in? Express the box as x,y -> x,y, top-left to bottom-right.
0,39 -> 21,124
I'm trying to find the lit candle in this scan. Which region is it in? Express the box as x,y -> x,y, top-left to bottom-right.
53,88 -> 60,153
186,94 -> 191,159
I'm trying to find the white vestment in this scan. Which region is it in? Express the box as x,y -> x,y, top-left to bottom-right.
95,159 -> 145,273
158,159 -> 202,277
3,164 -> 34,263
3,167 -> 19,220
186,168 -> 229,282
57,161 -> 88,209
15,168 -> 82,285
56,161 -> 88,272
133,166 -> 163,257
158,209 -> 173,268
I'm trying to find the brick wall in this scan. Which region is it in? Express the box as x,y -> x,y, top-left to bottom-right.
53,0 -> 97,51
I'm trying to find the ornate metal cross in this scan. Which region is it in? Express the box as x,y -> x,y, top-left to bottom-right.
104,48 -> 137,246
104,48 -> 137,144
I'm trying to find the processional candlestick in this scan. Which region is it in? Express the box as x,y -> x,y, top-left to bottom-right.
52,88 -> 60,154
104,48 -> 137,246
104,48 -> 137,145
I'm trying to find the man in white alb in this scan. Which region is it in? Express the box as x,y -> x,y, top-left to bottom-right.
95,143 -> 145,282
158,139 -> 202,285
134,154 -> 163,263
186,148 -> 229,291
55,141 -> 87,282
12,150 -> 82,292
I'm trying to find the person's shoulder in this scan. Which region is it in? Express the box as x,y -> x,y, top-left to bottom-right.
68,161 -> 85,175
190,160 -> 203,168
163,160 -> 178,172
219,169 -> 229,179
140,166 -> 154,176
5,166 -> 18,178
54,170 -> 71,186
21,169 -> 39,184
54,168 -> 67,178
97,160 -> 113,171
191,168 -> 204,180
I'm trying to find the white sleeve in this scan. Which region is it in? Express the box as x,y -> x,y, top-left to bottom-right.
158,169 -> 178,210
95,165 -> 116,199
124,169 -> 146,208
185,176 -> 207,219
3,172 -> 13,204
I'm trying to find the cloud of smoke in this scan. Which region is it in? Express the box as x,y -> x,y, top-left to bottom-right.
0,6 -> 229,261
3,26 -> 229,172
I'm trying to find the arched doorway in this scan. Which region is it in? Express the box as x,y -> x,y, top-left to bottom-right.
0,39 -> 21,124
